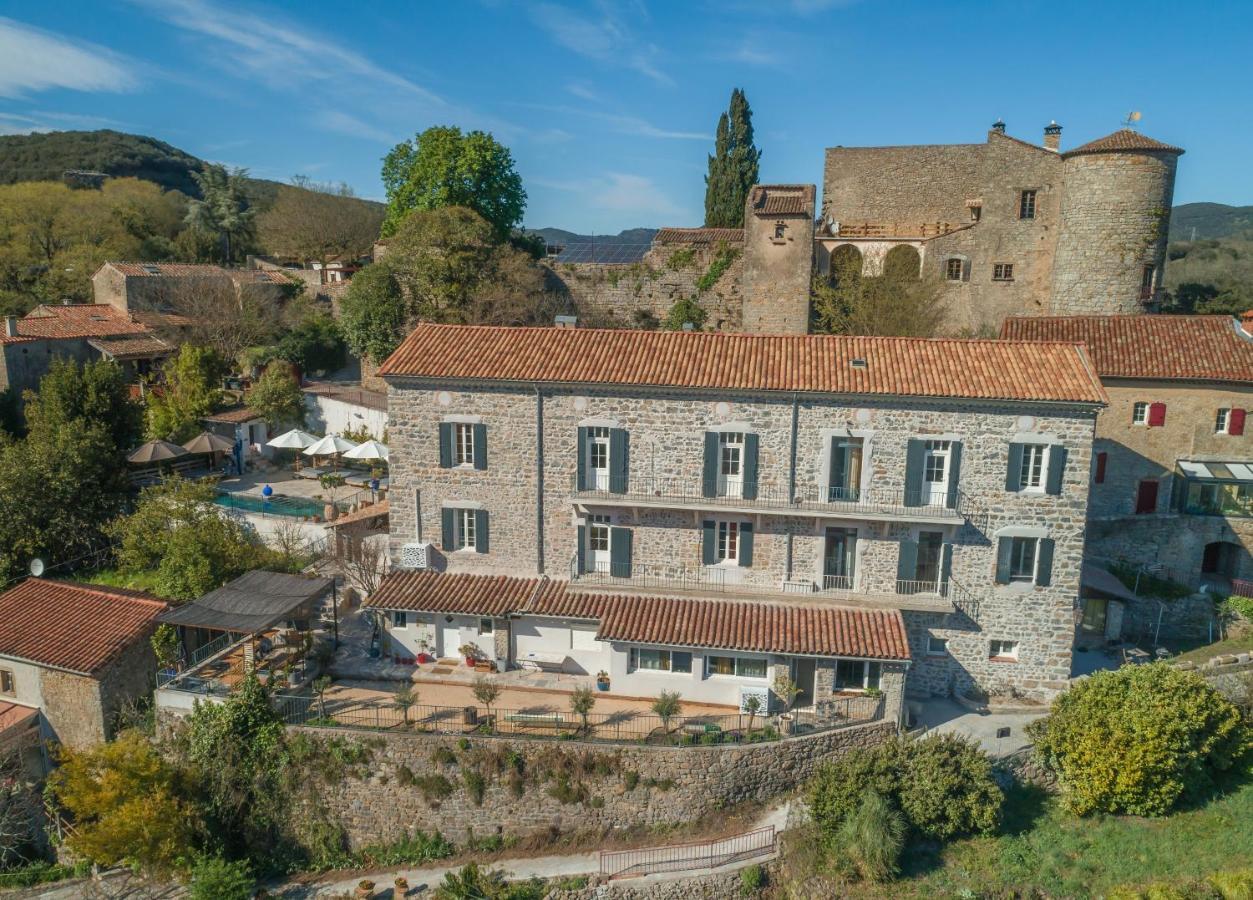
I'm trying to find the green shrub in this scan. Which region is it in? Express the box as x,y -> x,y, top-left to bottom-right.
696,243 -> 740,292
1106,868 -> 1253,899
1221,595 -> 1253,623
432,746 -> 456,766
186,855 -> 253,900
839,789 -> 905,883
1029,664 -> 1250,816
462,769 -> 486,806
662,297 -> 707,331
623,770 -> 640,791
355,830 -> 453,867
809,735 -> 1002,841
0,861 -> 90,889
739,862 -> 765,895
414,774 -> 454,802
666,247 -> 697,269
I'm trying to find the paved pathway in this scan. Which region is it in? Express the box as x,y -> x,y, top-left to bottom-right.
912,697 -> 1046,756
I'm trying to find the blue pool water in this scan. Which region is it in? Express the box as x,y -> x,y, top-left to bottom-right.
215,492 -> 331,518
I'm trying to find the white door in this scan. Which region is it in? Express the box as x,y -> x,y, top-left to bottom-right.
440,620 -> 462,658
588,515 -> 612,574
588,427 -> 610,491
923,440 -> 950,506
718,432 -> 744,498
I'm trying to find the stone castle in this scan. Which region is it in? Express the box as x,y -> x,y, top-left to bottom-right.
545,121 -> 1183,334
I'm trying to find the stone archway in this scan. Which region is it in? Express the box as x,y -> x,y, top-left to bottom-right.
829,244 -> 863,286
882,244 -> 922,281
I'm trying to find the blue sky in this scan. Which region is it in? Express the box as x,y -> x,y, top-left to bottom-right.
0,0 -> 1250,234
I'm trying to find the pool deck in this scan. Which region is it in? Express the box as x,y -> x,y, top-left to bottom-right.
217,470 -> 377,507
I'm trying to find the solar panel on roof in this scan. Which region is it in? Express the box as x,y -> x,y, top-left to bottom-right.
552,242 -> 652,265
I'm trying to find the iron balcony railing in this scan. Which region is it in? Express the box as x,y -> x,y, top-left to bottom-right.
599,826 -> 776,879
572,473 -> 964,520
156,630 -> 238,687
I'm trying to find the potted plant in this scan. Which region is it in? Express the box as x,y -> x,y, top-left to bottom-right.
459,643 -> 480,667
773,673 -> 802,735
319,472 -> 346,521
355,879 -> 374,899
596,670 -> 611,691
394,875 -> 409,896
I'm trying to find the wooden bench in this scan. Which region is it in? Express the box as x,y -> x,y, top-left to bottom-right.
504,713 -> 566,729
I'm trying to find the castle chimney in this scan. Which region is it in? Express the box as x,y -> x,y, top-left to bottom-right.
1044,121 -> 1063,151
991,119 -> 1006,135
4,316 -> 17,338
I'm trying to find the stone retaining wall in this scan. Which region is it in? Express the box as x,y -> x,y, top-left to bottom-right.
1119,593 -> 1217,643
549,869 -> 751,899
301,719 -> 895,849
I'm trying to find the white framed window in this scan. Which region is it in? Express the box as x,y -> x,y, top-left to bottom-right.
705,654 -> 768,679
1019,443 -> 1048,491
718,432 -> 745,497
630,648 -> 693,674
588,513 -> 611,563
1216,409 -> 1232,434
1008,536 -> 1037,582
456,508 -> 477,551
945,258 -> 964,281
391,611 -> 408,628
716,520 -> 740,564
926,636 -> 948,656
989,639 -> 1020,660
1019,190 -> 1037,220
1132,401 -> 1149,425
834,659 -> 882,691
0,668 -> 13,696
993,263 -> 1014,281
478,618 -> 493,635
454,423 -> 475,466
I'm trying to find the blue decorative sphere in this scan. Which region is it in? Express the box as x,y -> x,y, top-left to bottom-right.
262,484 -> 273,498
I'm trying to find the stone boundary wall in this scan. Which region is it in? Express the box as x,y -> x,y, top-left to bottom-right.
299,719 -> 895,849
1119,593 -> 1217,643
542,240 -> 744,332
550,868 -> 751,899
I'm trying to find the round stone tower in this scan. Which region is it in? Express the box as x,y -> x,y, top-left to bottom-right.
1049,129 -> 1184,315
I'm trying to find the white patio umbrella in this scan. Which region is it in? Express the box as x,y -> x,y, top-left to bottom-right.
341,439 -> 389,462
303,434 -> 359,456
266,429 -> 319,450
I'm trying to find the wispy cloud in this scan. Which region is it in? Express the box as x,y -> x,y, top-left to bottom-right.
565,82 -> 601,103
0,18 -> 138,99
529,2 -> 671,85
534,172 -> 685,219
723,42 -> 782,67
320,111 -> 397,145
519,102 -> 709,141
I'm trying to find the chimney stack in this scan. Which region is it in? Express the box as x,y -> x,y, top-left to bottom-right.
1044,121 -> 1063,151
4,316 -> 17,338
991,119 -> 1006,135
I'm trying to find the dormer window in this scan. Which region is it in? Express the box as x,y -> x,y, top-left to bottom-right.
773,222 -> 787,240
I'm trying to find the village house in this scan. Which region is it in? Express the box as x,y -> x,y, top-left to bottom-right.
1001,314 -> 1253,638
370,323 -> 1106,708
0,579 -> 167,754
91,260 -> 296,316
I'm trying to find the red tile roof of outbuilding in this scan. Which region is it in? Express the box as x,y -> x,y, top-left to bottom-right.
19,304 -> 151,339
378,323 -> 1107,405
1062,129 -> 1184,157
1000,315 -> 1252,383
0,579 -> 167,676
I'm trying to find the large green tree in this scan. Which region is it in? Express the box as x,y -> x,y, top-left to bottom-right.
186,165 -> 257,265
245,364 -> 305,429
380,126 -> 526,239
257,181 -> 383,268
703,89 -> 761,228
146,345 -> 225,442
338,260 -> 408,363
811,248 -> 947,337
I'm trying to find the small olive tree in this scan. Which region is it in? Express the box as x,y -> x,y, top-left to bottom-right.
393,684 -> 418,728
570,686 -> 596,734
651,691 -> 683,734
472,676 -> 501,726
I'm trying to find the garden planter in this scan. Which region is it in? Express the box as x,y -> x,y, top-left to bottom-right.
355,880 -> 374,899
394,876 -> 409,896
596,680 -> 610,692
779,713 -> 795,735
465,657 -> 476,667
324,503 -> 338,521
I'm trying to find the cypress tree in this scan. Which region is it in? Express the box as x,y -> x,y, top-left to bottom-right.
703,89 -> 761,228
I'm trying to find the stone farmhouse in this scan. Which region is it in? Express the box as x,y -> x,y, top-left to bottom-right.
371,323 -> 1106,709
0,579 -> 167,754
545,122 -> 1183,335
91,260 -> 296,316
1002,315 -> 1253,618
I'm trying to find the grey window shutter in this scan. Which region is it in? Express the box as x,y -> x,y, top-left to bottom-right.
702,520 -> 717,565
609,428 -> 629,494
940,542 -> 953,587
829,440 -> 847,500
1045,446 -> 1067,496
441,507 -> 455,550
702,432 -> 719,497
903,439 -> 925,507
576,524 -> 586,575
739,522 -> 754,567
741,433 -> 759,500
576,427 -> 588,491
1006,442 -> 1024,492
438,422 -> 453,469
474,509 -> 489,554
994,537 -> 1013,584
947,442 -> 963,509
896,539 -> 918,583
1036,538 -> 1054,586
472,423 -> 487,470
610,526 -> 632,578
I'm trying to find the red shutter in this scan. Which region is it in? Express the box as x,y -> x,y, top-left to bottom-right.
1135,480 -> 1159,514
1147,402 -> 1166,427
1230,408 -> 1247,436
1095,452 -> 1107,484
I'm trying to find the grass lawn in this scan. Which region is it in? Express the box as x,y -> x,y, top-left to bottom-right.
871,776 -> 1253,897
1170,631 -> 1253,666
81,567 -> 166,595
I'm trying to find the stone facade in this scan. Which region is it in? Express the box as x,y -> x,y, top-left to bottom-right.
386,377 -> 1097,700
299,719 -> 895,848
1086,378 -> 1253,587
740,185 -> 815,334
820,124 -> 1181,330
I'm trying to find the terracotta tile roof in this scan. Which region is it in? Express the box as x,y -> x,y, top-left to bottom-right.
0,700 -> 39,736
203,405 -> 263,424
378,323 -> 1108,404
132,310 -> 195,330
19,304 -> 151,339
366,572 -> 910,659
1000,315 -> 1253,383
594,594 -> 910,659
324,499 -> 389,530
106,262 -> 231,278
0,579 -> 167,676
654,227 -> 744,245
87,334 -> 173,360
1063,129 -> 1184,157
749,184 -> 815,217
369,571 -> 541,617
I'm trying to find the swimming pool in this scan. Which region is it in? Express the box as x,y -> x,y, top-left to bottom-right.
215,491 -> 333,519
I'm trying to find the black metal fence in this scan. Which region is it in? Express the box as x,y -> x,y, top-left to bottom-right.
599,826 -> 776,878
272,692 -> 883,746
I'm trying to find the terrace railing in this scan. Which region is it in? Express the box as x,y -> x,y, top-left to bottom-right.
599,826 -> 776,879
271,692 -> 883,745
156,631 -> 238,687
572,474 -> 965,521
